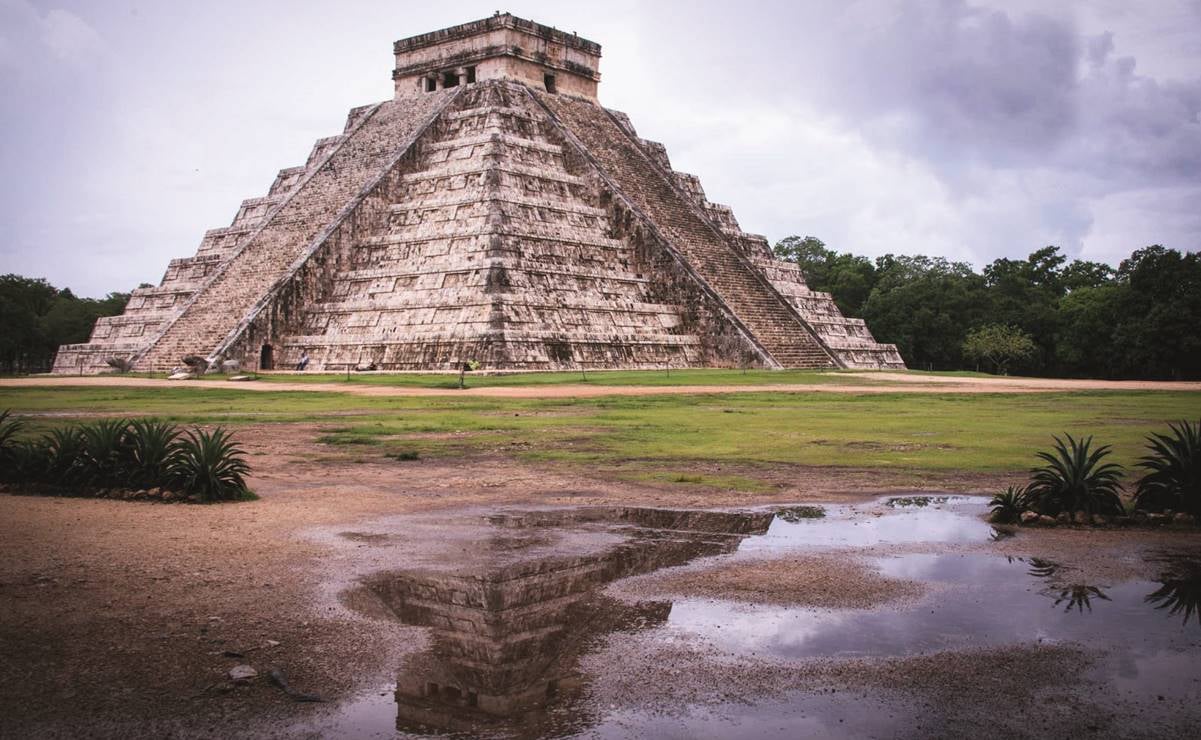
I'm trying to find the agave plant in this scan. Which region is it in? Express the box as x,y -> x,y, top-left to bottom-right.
126,419 -> 181,488
43,427 -> 88,486
989,485 -> 1030,523
169,427 -> 251,501
7,440 -> 50,482
78,419 -> 132,487
0,410 -> 24,471
1027,434 -> 1124,516
1134,420 -> 1200,516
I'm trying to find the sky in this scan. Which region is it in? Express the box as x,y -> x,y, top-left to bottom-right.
1,0 -> 1199,298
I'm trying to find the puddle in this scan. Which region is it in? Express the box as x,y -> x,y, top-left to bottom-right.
302,498 -> 1201,738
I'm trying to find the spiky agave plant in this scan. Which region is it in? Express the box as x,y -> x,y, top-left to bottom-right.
989,485 -> 1030,523
0,410 -> 24,473
169,427 -> 251,501
126,418 -> 181,488
78,419 -> 132,488
43,427 -> 88,486
1027,434 -> 1124,516
1134,420 -> 1201,516
7,440 -> 50,483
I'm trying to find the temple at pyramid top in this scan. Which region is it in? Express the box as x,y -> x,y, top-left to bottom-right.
393,13 -> 602,100
53,14 -> 903,375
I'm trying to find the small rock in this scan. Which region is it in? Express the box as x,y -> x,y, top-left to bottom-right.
187,494 -> 202,503
1020,511 -> 1040,525
1092,514 -> 1109,526
1038,515 -> 1057,526
1056,512 -> 1070,524
1073,511 -> 1090,526
1172,512 -> 1196,526
1147,513 -> 1169,525
228,665 -> 257,683
265,640 -> 281,648
167,372 -> 193,380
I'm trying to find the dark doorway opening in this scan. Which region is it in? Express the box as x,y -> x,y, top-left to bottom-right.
544,73 -> 556,93
425,77 -> 436,92
466,65 -> 477,83
442,71 -> 459,88
260,344 -> 274,370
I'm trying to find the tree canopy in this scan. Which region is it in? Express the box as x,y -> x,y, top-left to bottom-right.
0,275 -> 129,374
773,238 -> 1201,379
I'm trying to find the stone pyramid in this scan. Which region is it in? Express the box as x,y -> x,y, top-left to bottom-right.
53,14 -> 903,374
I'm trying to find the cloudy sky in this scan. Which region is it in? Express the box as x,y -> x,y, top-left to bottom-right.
1,0 -> 1199,297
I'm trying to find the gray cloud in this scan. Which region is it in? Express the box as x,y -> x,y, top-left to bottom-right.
0,0 -> 1197,297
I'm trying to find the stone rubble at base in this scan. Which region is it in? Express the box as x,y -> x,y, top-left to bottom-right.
53,13 -> 904,375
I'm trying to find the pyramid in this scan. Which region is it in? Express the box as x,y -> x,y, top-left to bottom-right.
53,14 -> 904,374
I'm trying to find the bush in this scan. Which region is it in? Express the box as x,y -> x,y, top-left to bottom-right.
78,419 -> 132,487
169,428 -> 251,501
989,485 -> 1030,523
43,427 -> 88,486
0,410 -> 251,504
126,419 -> 181,488
1027,434 -> 1124,516
0,410 -> 24,475
1134,420 -> 1200,516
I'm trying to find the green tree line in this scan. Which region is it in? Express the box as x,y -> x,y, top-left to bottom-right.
774,237 -> 1201,379
0,275 -> 131,374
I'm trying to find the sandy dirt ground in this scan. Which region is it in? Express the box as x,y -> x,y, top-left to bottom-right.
0,423 -> 1001,738
4,373 -> 1200,399
1,422 -> 1198,738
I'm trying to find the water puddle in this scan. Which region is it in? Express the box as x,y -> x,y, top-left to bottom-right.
303,497 -> 1201,738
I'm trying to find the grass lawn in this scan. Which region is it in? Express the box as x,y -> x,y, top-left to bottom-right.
3,384 -> 1199,477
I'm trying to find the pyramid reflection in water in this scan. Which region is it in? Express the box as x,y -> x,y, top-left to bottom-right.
362,507 -> 773,736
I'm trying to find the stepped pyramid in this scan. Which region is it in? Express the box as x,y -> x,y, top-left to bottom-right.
53,14 -> 903,374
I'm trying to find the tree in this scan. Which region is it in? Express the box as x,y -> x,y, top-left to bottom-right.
861,255 -> 988,369
773,236 -> 878,315
962,324 -> 1038,375
0,274 -> 130,374
1110,246 -> 1201,379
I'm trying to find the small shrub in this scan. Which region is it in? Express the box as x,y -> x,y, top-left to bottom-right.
44,427 -> 88,486
126,419 -> 181,488
169,427 -> 251,501
989,485 -> 1030,523
387,450 -> 420,461
1134,419 -> 1200,516
8,440 -> 49,482
1027,434 -> 1124,516
78,419 -> 132,487
0,410 -> 24,475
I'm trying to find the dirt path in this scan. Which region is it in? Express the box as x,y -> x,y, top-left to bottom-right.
5,373 -> 1198,399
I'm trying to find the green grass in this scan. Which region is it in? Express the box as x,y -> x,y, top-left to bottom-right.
3,385 -> 1200,475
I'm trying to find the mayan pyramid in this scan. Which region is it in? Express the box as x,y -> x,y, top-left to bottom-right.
53,14 -> 904,374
